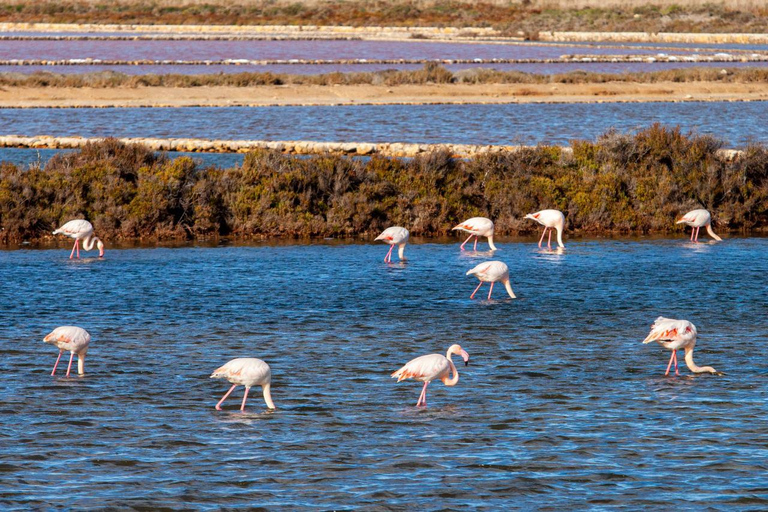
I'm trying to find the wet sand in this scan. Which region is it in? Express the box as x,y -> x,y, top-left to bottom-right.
1,81 -> 767,108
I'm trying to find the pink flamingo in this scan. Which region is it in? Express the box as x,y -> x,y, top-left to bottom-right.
53,219 -> 105,259
44,326 -> 91,377
524,209 -> 565,249
465,261 -> 516,299
211,358 -> 275,411
391,344 -> 470,407
676,209 -> 722,242
642,317 -> 719,376
452,217 -> 498,251
374,226 -> 409,262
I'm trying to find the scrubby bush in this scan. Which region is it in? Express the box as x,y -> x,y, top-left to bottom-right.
2,124 -> 768,243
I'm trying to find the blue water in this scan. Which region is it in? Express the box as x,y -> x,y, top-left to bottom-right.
1,102 -> 766,147
1,238 -> 766,508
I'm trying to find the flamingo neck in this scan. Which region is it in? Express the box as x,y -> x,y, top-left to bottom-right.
556,224 -> 565,248
503,279 -> 516,299
706,225 -> 722,241
262,383 -> 276,409
487,235 -> 498,251
77,353 -> 86,375
443,351 -> 460,386
397,243 -> 406,261
82,235 -> 98,251
684,346 -> 717,374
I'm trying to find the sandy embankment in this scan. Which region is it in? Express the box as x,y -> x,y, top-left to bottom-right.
1,81 -> 768,108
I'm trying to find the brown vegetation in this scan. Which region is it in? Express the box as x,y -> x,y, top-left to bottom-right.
0,1 -> 767,33
2,124 -> 768,243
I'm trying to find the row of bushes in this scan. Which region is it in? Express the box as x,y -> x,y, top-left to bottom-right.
0,0 -> 766,33
2,124 -> 768,242
3,65 -> 768,89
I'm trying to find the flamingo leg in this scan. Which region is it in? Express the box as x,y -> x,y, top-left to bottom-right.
69,240 -> 77,259
65,352 -> 75,377
460,234 -> 473,251
240,386 -> 250,411
665,351 -> 676,376
76,239 -> 81,259
215,384 -> 238,410
473,236 -> 478,251
487,282 -> 495,300
690,228 -> 695,242
384,244 -> 395,263
695,226 -> 701,243
417,381 -> 429,407
547,229 -> 552,249
51,350 -> 63,376
538,228 -> 547,248
674,351 -> 680,376
470,281 -> 484,299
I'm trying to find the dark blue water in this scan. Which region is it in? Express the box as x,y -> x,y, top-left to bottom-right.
1,102 -> 766,147
1,238 -> 767,508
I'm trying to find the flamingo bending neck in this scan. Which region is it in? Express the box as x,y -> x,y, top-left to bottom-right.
684,346 -> 717,374
705,225 -> 723,241
487,235 -> 498,251
262,383 -> 276,409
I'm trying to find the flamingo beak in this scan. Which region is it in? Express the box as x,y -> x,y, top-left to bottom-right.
461,349 -> 470,366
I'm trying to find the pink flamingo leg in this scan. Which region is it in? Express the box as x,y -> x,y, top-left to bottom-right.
75,239 -> 81,259
69,241 -> 77,259
538,228 -> 547,248
384,244 -> 395,262
547,229 -> 552,249
65,352 -> 75,377
473,236 -> 478,251
470,281 -> 484,299
51,350 -> 63,376
460,234 -> 473,251
240,387 -> 250,411
674,351 -> 680,376
215,384 -> 237,410
416,381 -> 429,407
695,226 -> 701,243
690,228 -> 695,242
487,282 -> 495,300
665,351 -> 676,376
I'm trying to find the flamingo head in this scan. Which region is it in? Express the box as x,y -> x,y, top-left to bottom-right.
448,344 -> 470,366
97,239 -> 105,258
524,213 -> 539,221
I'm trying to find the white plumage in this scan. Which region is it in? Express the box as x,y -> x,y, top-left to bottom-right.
676,209 -> 722,242
391,344 -> 470,406
53,219 -> 105,258
465,260 -> 516,299
452,217 -> 497,251
642,317 -> 718,375
44,325 -> 91,377
211,357 -> 275,411
524,209 -> 565,249
374,226 -> 409,262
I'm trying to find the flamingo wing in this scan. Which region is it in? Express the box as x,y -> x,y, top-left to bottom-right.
391,354 -> 449,382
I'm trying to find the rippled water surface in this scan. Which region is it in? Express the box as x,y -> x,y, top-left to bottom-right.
1,238 -> 767,509
1,102 -> 766,147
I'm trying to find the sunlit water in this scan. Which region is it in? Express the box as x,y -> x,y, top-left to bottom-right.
1,237 -> 767,508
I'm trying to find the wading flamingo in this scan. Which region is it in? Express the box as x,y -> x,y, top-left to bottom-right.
642,317 -> 719,376
452,217 -> 497,251
44,326 -> 90,377
391,344 -> 470,407
375,226 -> 409,262
53,219 -> 105,259
211,358 -> 275,411
465,261 -> 516,300
676,209 -> 722,242
524,209 -> 565,249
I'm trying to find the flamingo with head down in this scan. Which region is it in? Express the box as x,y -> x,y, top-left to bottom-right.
465,261 -> 516,300
211,358 -> 275,411
53,219 -> 105,259
391,344 -> 470,407
524,209 -> 565,249
452,217 -> 497,251
375,226 -> 409,262
676,209 -> 722,243
44,326 -> 91,377
642,317 -> 720,376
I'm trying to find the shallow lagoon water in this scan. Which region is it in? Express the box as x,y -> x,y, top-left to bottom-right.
1,238 -> 767,509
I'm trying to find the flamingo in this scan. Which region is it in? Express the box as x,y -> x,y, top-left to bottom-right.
52,219 -> 105,259
44,326 -> 90,377
375,226 -> 409,262
465,261 -> 516,299
642,317 -> 719,376
676,209 -> 722,242
211,358 -> 275,411
452,217 -> 497,251
524,209 -> 565,249
391,344 -> 470,407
